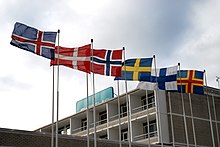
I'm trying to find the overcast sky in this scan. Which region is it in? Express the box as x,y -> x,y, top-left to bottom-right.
1,0 -> 220,131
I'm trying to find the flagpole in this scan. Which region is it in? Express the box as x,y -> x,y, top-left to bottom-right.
153,55 -> 163,147
178,63 -> 189,147
51,65 -> 55,147
168,92 -> 175,147
55,29 -> 60,147
91,39 -> 97,147
145,89 -> 150,147
117,80 -> 122,147
212,93 -> 220,146
204,70 -> 215,147
122,47 -> 131,147
86,73 -> 90,147
188,93 -> 197,146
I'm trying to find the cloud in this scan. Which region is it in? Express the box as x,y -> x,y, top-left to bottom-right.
0,75 -> 32,91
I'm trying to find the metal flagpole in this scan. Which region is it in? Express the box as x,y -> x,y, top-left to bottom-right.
55,29 -> 60,147
91,39 -> 97,147
117,80 -> 122,147
145,89 -> 150,147
168,92 -> 175,147
178,63 -> 189,147
153,55 -> 163,147
122,47 -> 131,147
51,65 -> 55,147
216,76 -> 220,146
86,73 -> 90,147
212,93 -> 220,146
188,93 -> 197,146
204,70 -> 215,147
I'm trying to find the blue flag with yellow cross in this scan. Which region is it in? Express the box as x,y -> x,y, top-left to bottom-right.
114,58 -> 153,81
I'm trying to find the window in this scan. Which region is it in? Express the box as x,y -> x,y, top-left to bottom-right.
141,93 -> 155,110
120,103 -> 127,117
66,125 -> 70,135
141,96 -> 147,110
143,120 -> 157,138
121,128 -> 128,141
99,111 -> 107,124
81,118 -> 87,131
58,127 -> 64,134
99,134 -> 108,139
148,93 -> 155,108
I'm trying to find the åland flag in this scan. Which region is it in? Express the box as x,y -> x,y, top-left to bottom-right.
51,44 -> 91,73
177,70 -> 204,95
115,58 -> 153,81
92,49 -> 123,76
10,22 -> 57,59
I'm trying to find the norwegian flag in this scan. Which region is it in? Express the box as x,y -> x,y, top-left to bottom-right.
10,22 -> 57,59
51,44 -> 91,73
92,49 -> 123,76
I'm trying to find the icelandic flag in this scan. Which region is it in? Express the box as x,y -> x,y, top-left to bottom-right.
137,65 -> 178,91
10,22 -> 57,59
91,49 -> 123,76
50,44 -> 91,73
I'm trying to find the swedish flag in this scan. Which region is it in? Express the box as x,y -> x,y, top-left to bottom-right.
115,58 -> 153,81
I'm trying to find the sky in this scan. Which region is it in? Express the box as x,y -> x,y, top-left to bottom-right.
0,0 -> 220,131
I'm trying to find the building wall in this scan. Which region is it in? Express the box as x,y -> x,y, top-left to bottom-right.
36,86 -> 220,147
167,87 -> 220,147
0,128 -> 157,147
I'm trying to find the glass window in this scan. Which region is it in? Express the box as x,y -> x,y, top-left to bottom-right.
121,128 -> 128,141
120,103 -> 127,117
99,111 -> 107,124
99,134 -> 108,139
81,118 -> 87,131
143,120 -> 157,138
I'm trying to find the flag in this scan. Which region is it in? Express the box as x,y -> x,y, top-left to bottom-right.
137,65 -> 178,91
114,58 -> 153,81
177,70 -> 204,95
91,49 -> 123,76
10,22 -> 57,59
51,44 -> 91,73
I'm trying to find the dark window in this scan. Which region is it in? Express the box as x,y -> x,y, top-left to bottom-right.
143,120 -> 157,138
120,103 -> 127,117
81,118 -> 87,131
121,128 -> 128,141
99,134 -> 108,139
141,93 -> 155,110
58,127 -> 64,134
99,111 -> 107,124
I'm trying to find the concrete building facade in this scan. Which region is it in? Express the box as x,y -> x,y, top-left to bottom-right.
37,86 -> 220,147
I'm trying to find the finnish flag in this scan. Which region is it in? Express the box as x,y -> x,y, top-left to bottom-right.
137,65 -> 178,91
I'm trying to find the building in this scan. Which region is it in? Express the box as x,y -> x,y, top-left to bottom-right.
36,86 -> 220,147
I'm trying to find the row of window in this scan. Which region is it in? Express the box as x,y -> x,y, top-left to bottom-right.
98,120 -> 157,141
80,93 -> 155,131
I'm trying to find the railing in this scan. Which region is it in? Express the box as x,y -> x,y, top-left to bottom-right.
133,131 -> 158,141
132,101 -> 155,114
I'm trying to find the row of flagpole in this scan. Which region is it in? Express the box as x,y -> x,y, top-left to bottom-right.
51,46 -> 219,147
9,22 -> 220,147
49,30 -> 220,147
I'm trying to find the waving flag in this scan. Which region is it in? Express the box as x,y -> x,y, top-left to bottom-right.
137,65 -> 178,91
115,58 -> 153,81
92,49 -> 122,76
10,22 -> 57,59
51,44 -> 91,73
177,70 -> 204,95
